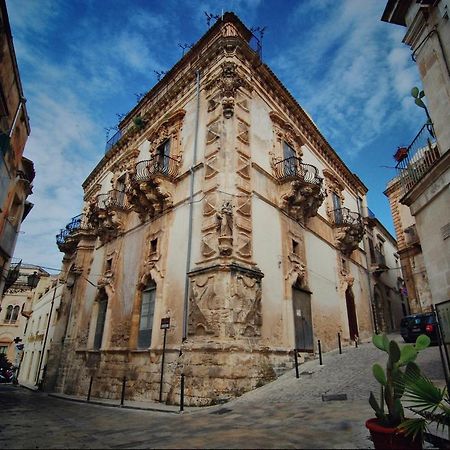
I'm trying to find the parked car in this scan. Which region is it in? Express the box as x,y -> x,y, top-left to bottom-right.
400,312 -> 438,344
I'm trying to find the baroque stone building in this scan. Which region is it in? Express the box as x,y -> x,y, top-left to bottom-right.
382,0 -> 450,306
50,13 -> 375,406
0,0 -> 34,297
364,209 -> 408,332
0,265 -> 49,364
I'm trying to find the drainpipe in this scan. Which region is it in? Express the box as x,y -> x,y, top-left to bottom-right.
9,97 -> 26,138
182,70 -> 201,341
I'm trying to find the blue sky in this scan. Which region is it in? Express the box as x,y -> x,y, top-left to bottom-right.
7,0 -> 425,272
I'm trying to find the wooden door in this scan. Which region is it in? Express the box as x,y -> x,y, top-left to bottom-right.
293,287 -> 314,352
345,287 -> 359,340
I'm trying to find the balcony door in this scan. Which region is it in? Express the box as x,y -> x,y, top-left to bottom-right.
283,142 -> 297,176
345,286 -> 359,341
332,192 -> 343,224
157,139 -> 171,173
292,286 -> 313,352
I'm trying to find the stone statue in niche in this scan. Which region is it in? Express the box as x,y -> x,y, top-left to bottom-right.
216,201 -> 233,256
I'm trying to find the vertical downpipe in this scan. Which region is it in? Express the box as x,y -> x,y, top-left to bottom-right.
182,70 -> 201,341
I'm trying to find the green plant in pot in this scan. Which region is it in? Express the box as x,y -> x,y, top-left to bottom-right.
366,333 -> 430,449
399,369 -> 450,445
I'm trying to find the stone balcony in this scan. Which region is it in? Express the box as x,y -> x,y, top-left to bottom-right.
127,155 -> 181,221
56,214 -> 91,253
330,207 -> 365,256
273,157 -> 325,222
86,189 -> 127,242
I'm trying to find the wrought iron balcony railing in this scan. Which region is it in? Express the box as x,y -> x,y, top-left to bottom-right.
372,249 -> 388,269
331,207 -> 363,227
273,157 -> 323,186
95,189 -> 127,210
134,154 -> 180,182
56,213 -> 86,249
395,123 -> 440,194
105,129 -> 122,153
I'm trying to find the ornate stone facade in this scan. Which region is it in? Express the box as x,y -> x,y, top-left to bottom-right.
50,13 -> 375,407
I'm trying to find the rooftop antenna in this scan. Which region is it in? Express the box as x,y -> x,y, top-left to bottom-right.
116,113 -> 126,121
153,70 -> 168,82
134,92 -> 146,103
104,125 -> 119,141
250,26 -> 267,42
204,11 -> 221,28
178,43 -> 194,57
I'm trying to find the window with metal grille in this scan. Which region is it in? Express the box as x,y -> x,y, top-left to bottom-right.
93,294 -> 108,350
138,282 -> 156,349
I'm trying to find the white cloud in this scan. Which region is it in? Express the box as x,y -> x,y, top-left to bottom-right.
269,0 -> 423,159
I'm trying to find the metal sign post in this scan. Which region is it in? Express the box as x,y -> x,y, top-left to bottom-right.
159,317 -> 170,403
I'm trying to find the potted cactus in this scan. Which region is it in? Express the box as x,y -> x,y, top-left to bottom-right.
366,333 -> 430,449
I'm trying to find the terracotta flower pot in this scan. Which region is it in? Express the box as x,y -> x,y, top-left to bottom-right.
365,418 -> 422,450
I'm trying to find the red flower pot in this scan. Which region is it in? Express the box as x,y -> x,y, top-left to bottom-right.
365,418 -> 422,450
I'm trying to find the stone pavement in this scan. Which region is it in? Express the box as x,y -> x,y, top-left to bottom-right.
0,334 -> 446,449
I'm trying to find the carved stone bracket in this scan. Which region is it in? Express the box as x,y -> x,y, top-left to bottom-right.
281,181 -> 325,222
126,175 -> 173,222
335,223 -> 365,256
86,197 -> 125,244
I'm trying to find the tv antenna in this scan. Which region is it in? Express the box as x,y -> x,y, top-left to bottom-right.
154,70 -> 168,82
178,43 -> 194,57
204,11 -> 221,27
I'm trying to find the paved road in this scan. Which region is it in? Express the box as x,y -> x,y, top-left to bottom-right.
0,335 -> 445,449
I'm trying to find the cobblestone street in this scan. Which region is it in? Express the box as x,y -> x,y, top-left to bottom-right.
0,335 -> 445,449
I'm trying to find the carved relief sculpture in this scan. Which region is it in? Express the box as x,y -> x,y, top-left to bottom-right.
206,62 -> 250,119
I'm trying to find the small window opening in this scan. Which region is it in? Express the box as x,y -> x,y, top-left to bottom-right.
150,238 -> 158,254
292,240 -> 299,255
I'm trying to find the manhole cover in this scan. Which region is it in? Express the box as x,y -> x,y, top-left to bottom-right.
322,394 -> 347,402
210,408 -> 233,415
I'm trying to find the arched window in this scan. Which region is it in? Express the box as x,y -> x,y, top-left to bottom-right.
5,305 -> 13,322
11,305 -> 20,323
138,281 -> 156,349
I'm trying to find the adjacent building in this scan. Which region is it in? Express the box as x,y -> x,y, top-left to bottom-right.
382,0 -> 450,306
0,265 -> 49,364
364,209 -> 408,331
18,275 -> 63,388
49,13 -> 378,406
0,0 -> 34,297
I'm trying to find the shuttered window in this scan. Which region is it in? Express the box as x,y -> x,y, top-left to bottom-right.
138,282 -> 156,349
93,296 -> 108,350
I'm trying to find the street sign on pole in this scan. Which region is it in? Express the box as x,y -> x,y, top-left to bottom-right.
160,317 -> 170,329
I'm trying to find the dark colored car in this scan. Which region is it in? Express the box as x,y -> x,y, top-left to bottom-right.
400,312 -> 438,344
